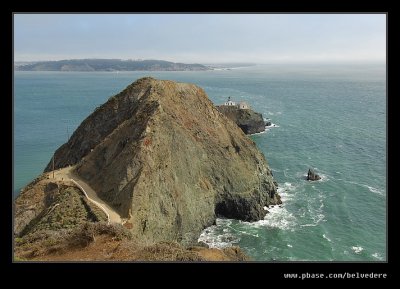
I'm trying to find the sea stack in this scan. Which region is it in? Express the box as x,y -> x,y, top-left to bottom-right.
307,168 -> 321,181
32,77 -> 281,245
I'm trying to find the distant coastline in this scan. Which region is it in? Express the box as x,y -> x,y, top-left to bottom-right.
205,62 -> 256,71
15,59 -> 212,72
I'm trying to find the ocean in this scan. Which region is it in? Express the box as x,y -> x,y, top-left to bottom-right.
13,64 -> 386,261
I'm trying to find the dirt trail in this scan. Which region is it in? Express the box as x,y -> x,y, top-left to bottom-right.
48,167 -> 122,224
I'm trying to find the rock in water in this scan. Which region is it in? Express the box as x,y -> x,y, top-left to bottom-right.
307,168 -> 321,181
44,77 -> 280,245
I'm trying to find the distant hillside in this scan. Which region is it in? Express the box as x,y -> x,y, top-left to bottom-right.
16,59 -> 211,71
14,61 -> 38,68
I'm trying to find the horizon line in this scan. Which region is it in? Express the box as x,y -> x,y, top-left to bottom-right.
14,57 -> 385,65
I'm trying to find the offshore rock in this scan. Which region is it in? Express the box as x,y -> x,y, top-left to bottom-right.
307,168 -> 321,181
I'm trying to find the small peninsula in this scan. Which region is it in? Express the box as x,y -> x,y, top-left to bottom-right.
216,97 -> 268,135
15,59 -> 211,71
14,77 -> 280,261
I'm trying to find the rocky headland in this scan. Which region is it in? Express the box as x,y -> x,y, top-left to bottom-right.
15,77 -> 281,261
216,103 -> 267,135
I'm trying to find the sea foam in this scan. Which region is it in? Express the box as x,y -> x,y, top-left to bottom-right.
322,234 -> 332,242
246,205 -> 297,231
347,181 -> 385,196
351,246 -> 364,254
372,252 -> 384,260
198,219 -> 240,248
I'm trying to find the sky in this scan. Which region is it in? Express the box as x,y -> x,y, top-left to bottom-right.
14,14 -> 386,64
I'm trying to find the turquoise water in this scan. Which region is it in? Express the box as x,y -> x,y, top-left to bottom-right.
13,64 -> 386,261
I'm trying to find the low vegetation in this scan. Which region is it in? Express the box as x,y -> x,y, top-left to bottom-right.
20,186 -> 107,236
14,222 -> 249,261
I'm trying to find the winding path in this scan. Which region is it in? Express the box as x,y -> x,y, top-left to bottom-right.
49,166 -> 122,224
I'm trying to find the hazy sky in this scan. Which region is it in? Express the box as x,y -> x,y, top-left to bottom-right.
14,14 -> 386,63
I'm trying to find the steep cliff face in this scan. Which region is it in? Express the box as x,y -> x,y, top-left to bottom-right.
44,77 -> 280,245
216,105 -> 265,134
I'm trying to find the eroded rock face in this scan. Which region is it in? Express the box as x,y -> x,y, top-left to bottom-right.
43,77 -> 280,245
216,105 -> 266,134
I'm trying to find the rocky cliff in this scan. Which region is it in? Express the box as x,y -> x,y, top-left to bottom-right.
42,77 -> 280,246
216,105 -> 266,134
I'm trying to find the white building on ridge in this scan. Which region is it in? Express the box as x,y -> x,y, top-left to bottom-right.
238,101 -> 250,109
223,97 -> 250,109
224,96 -> 236,106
